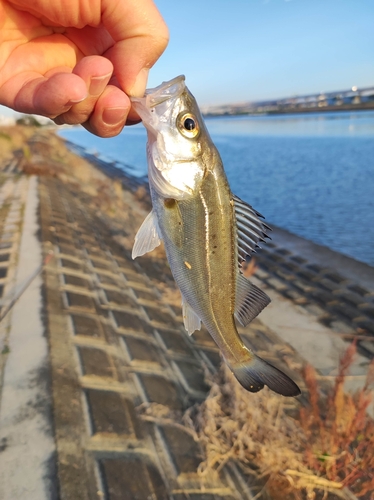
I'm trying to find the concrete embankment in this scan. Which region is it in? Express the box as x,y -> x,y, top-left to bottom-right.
0,127 -> 372,500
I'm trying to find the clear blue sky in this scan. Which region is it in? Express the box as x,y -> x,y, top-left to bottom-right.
149,0 -> 374,105
0,0 -> 372,117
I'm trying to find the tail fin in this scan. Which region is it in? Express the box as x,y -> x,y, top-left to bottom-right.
230,355 -> 300,397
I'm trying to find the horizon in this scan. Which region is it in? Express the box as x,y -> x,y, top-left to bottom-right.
202,83 -> 374,109
0,0 -> 373,116
148,0 -> 374,106
1,82 -> 373,119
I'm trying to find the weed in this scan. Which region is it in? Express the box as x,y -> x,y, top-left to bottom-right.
22,144 -> 31,160
300,344 -> 374,497
1,345 -> 10,355
0,131 -> 11,141
180,343 -> 374,499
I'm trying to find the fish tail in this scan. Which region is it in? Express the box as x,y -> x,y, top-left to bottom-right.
229,354 -> 300,397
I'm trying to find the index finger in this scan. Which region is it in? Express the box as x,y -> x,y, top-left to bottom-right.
102,0 -> 169,97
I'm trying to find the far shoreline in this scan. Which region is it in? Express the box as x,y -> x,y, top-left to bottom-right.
203,103 -> 374,118
61,133 -> 374,282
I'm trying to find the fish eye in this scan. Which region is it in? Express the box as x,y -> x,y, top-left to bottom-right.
177,112 -> 200,139
184,117 -> 195,130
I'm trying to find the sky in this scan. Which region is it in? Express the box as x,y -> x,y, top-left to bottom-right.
149,0 -> 374,105
0,0 -> 373,117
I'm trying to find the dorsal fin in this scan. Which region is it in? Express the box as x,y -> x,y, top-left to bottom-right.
235,272 -> 271,326
233,194 -> 271,264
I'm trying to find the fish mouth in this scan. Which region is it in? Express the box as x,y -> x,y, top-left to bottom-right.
144,75 -> 186,107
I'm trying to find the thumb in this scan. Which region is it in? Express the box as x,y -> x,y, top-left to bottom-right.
101,0 -> 169,96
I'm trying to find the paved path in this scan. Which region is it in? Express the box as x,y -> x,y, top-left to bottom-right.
0,176 -> 57,499
0,133 -> 373,499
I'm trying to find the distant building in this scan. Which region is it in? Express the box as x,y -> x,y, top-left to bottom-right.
360,89 -> 374,103
203,85 -> 374,115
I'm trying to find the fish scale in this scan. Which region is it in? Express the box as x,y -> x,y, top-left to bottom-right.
152,169 -> 242,362
131,75 -> 300,397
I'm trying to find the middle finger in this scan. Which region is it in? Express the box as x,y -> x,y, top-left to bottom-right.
54,55 -> 113,125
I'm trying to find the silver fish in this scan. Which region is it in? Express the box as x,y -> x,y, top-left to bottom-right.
131,76 -> 300,397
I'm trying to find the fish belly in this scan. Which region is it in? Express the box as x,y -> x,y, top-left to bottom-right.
151,169 -> 246,362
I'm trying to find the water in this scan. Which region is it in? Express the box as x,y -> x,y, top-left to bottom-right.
59,111 -> 374,267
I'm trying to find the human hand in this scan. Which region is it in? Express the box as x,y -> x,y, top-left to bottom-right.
0,0 -> 168,137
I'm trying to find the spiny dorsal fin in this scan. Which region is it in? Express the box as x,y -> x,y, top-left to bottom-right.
234,272 -> 270,326
182,296 -> 201,335
132,210 -> 162,259
233,194 -> 271,263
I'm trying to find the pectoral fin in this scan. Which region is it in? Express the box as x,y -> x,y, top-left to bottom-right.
132,210 -> 161,259
182,296 -> 201,335
234,272 -> 270,326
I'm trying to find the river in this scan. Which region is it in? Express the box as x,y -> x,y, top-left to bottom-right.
59,110 -> 374,267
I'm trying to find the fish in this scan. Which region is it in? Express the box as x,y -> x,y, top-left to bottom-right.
131,75 -> 300,397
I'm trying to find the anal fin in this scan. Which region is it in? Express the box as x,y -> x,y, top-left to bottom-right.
182,296 -> 201,335
235,273 -> 270,326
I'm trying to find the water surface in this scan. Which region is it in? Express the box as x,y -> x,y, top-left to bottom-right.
60,111 -> 374,266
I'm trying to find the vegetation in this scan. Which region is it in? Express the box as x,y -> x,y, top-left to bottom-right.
184,343 -> 374,499
300,344 -> 374,498
139,343 -> 374,499
15,115 -> 42,127
1,345 -> 10,355
0,131 -> 11,141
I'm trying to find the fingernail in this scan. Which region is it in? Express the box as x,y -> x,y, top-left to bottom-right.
102,107 -> 128,126
129,68 -> 149,97
89,72 -> 112,96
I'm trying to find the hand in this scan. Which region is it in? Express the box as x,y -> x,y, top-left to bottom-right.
0,0 -> 168,137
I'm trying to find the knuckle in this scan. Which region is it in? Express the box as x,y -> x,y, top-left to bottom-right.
157,24 -> 170,51
152,24 -> 169,55
55,104 -> 96,126
83,120 -> 124,138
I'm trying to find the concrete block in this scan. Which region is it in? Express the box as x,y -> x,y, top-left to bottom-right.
123,337 -> 161,364
143,306 -> 177,328
63,274 -> 91,288
138,374 -> 183,410
112,310 -> 153,335
161,425 -> 202,475
155,329 -> 194,357
174,360 -> 210,394
104,289 -> 138,309
99,458 -> 168,500
78,347 -> 113,378
86,390 -> 136,436
66,291 -> 96,311
70,313 -> 104,338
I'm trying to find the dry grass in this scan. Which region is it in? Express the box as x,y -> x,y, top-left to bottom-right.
136,255 -> 374,499
139,345 -> 374,500
181,344 -> 374,499
0,126 -> 35,162
299,344 -> 374,498
184,366 -> 319,500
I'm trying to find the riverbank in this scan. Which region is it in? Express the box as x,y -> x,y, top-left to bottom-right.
59,111 -> 374,269
204,100 -> 374,117
0,127 -> 373,499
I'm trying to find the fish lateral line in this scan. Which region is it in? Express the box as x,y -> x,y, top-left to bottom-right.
131,75 -> 300,398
